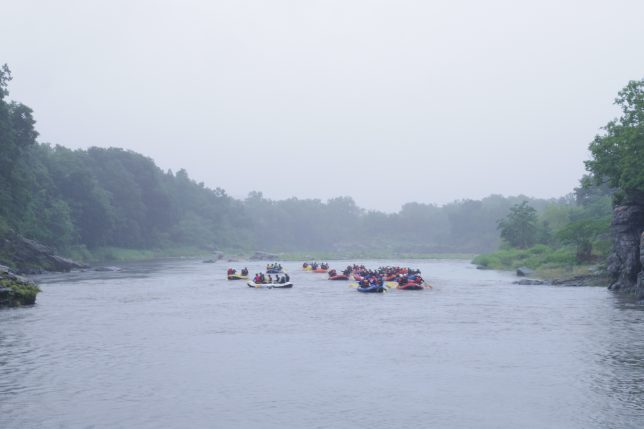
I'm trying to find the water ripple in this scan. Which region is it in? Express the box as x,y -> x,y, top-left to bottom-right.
1,259 -> 643,428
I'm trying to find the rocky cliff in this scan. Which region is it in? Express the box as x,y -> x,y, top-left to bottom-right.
0,232 -> 87,274
607,205 -> 644,299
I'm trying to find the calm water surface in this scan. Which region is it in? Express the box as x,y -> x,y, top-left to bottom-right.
1,259 -> 643,428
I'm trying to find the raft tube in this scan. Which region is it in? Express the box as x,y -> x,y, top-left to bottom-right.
397,283 -> 424,290
357,284 -> 385,293
247,281 -> 293,289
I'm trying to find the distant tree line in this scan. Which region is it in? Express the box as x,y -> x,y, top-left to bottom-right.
0,65 -> 631,259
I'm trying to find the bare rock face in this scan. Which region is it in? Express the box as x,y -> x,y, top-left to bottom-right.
0,232 -> 88,274
607,205 -> 644,298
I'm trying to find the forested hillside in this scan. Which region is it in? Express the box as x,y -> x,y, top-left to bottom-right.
0,65 -> 576,260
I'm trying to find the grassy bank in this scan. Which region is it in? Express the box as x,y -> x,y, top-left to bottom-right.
65,246 -> 214,264
65,246 -> 477,264
472,244 -> 602,279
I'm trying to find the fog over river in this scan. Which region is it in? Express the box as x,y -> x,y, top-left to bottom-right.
1,259 -> 643,428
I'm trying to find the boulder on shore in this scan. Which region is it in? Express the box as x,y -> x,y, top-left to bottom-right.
0,267 -> 40,307
516,267 -> 534,277
513,279 -> 546,285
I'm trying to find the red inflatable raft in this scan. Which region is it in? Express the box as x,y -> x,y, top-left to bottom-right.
397,283 -> 425,290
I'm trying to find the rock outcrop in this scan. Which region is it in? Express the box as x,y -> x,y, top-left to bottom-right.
516,267 -> 534,277
513,279 -> 546,285
0,265 -> 40,307
607,205 -> 644,298
0,232 -> 88,274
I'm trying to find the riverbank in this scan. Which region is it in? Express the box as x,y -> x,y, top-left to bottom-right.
66,246 -> 476,264
472,245 -> 609,286
65,246 -> 215,264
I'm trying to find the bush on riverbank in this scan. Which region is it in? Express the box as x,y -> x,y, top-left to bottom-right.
473,245 -> 578,271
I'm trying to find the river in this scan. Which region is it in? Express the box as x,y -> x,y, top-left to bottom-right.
1,259 -> 643,428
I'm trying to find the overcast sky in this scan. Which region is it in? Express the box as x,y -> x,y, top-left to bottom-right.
2,0 -> 643,212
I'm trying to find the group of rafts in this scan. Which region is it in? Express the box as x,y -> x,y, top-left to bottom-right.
304,263 -> 431,293
227,262 -> 431,292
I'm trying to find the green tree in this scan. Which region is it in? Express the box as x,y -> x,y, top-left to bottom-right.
586,79 -> 644,204
557,218 -> 609,262
497,201 -> 538,249
0,63 -> 11,99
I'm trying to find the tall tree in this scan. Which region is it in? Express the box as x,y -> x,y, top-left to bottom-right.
586,79 -> 644,204
497,201 -> 538,249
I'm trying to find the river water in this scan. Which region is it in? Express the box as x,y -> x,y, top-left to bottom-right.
1,259 -> 643,428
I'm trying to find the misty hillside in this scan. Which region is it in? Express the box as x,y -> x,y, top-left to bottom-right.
0,68 -> 573,257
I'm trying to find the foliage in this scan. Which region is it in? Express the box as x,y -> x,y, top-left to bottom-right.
556,218 -> 610,262
0,65 -> 620,268
586,79 -> 644,204
497,201 -> 538,249
477,174 -> 613,269
472,245 -> 577,271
